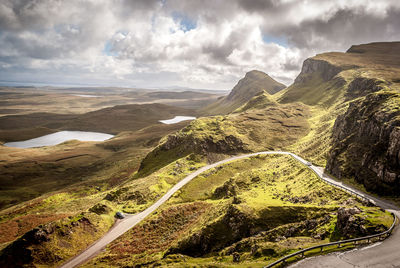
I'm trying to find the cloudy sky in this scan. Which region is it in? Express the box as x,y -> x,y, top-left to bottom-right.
1,0 -> 400,90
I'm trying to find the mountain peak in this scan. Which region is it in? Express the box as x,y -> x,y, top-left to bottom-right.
201,70 -> 286,115
229,70 -> 285,100
244,70 -> 271,78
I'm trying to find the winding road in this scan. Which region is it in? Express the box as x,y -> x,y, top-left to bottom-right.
60,151 -> 399,268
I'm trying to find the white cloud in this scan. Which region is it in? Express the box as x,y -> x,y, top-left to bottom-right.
0,0 -> 399,90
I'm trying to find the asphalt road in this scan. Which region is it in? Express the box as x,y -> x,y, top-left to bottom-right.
59,151 -> 399,268
288,158 -> 400,268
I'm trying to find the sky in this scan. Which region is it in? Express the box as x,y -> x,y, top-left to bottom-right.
0,0 -> 400,90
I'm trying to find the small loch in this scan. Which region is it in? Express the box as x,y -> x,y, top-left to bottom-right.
4,131 -> 114,148
159,116 -> 196,124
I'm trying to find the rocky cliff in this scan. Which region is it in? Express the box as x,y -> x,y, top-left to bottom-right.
326,91 -> 400,194
294,58 -> 342,84
279,42 -> 400,195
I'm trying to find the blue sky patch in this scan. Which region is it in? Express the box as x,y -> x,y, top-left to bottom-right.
102,40 -> 118,56
172,11 -> 197,32
262,34 -> 288,47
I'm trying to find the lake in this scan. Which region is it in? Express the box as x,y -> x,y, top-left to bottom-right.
72,94 -> 102,98
159,116 -> 196,124
4,131 -> 114,148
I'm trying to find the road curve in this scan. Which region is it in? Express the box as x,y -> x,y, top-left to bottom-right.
288,160 -> 400,267
60,151 -> 399,268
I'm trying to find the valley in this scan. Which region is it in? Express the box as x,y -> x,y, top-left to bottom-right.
0,41 -> 400,268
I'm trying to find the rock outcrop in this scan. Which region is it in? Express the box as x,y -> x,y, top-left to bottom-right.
138,127 -> 247,175
326,92 -> 400,194
0,216 -> 95,267
345,77 -> 384,100
294,58 -> 342,84
161,133 -> 245,155
336,207 -> 367,238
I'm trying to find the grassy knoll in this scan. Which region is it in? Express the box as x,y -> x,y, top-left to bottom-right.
138,102 -> 310,177
85,155 -> 391,267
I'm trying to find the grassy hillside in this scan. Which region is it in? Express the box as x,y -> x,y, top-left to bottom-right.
235,92 -> 277,113
85,155 -> 390,267
0,150 -> 209,266
0,122 -> 190,210
138,102 -> 310,176
202,70 -> 286,115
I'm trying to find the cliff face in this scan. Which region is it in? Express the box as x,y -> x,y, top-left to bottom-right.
278,57 -> 347,106
326,92 -> 400,194
294,58 -> 342,84
279,42 -> 400,196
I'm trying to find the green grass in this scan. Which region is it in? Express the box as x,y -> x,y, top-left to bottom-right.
234,92 -> 277,113
85,154 -> 390,267
138,102 -> 311,176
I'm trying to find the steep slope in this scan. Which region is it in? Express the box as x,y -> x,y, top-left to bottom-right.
326,92 -> 400,195
203,70 -> 286,115
281,41 -> 400,195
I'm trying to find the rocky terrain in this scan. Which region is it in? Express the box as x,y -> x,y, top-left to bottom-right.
326,91 -> 400,195
281,42 -> 400,196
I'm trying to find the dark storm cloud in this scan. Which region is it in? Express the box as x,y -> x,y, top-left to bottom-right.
267,5 -> 400,51
0,0 -> 49,31
237,0 -> 279,12
201,28 -> 249,65
117,0 -> 162,18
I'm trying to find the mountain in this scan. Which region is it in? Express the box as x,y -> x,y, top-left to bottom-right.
281,41 -> 400,195
202,70 -> 286,115
141,42 -> 400,196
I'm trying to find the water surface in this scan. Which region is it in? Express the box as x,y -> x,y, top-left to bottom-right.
72,94 -> 102,98
159,116 -> 196,124
4,131 -> 114,148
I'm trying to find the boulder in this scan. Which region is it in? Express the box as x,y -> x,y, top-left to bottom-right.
336,207 -> 367,238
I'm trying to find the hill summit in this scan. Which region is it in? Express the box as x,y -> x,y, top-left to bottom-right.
202,70 -> 286,115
